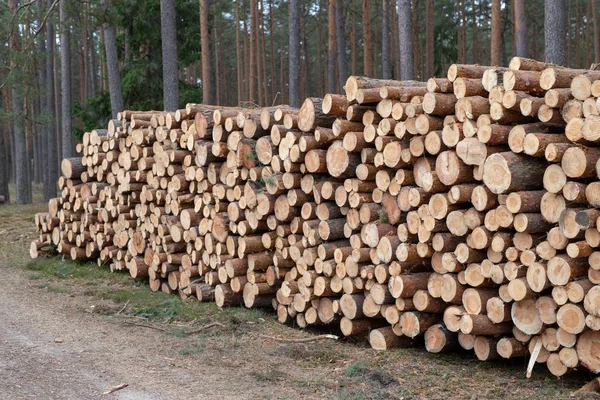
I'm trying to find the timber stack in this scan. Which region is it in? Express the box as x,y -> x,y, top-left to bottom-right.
31,57 -> 600,378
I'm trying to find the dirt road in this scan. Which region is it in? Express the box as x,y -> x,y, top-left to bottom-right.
0,264 -> 278,400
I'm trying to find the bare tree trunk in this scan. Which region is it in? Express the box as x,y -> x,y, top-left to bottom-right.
425,0 -> 434,78
500,0 -> 508,66
260,2 -> 269,104
249,0 -> 258,103
457,0 -> 464,63
316,0 -> 324,96
213,1 -> 221,105
327,0 -> 336,93
9,0 -> 29,203
200,0 -> 212,105
235,0 -> 242,103
362,0 -> 372,76
88,1 -> 97,99
471,0 -> 478,64
102,1 -> 124,119
382,0 -> 391,79
594,0 -> 599,63
412,0 -> 419,77
301,2 -> 309,100
44,0 -> 57,200
0,87 -> 9,203
514,0 -> 527,57
392,1 -> 399,77
398,0 -> 414,80
545,0 -> 566,66
269,0 -> 276,102
567,0 -> 572,67
99,26 -> 108,91
289,0 -> 301,107
585,0 -> 591,68
243,0 -> 249,99
575,0 -> 581,68
60,0 -> 73,159
24,95 -> 32,201
491,0 -> 501,65
161,0 -> 179,111
374,1 -> 379,77
37,19 -> 48,192
255,0 -> 263,105
351,0 -> 358,76
336,0 -> 347,91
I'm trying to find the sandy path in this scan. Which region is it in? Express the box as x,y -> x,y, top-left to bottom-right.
0,266 -> 293,400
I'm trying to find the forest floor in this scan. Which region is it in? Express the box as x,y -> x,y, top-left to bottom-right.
0,186 -> 597,400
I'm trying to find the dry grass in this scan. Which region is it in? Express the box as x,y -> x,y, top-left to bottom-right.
0,187 -> 594,399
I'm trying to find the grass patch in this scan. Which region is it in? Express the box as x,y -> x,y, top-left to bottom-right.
345,361 -> 370,377
178,339 -> 206,355
336,388 -> 366,400
21,256 -> 273,329
250,367 -> 288,382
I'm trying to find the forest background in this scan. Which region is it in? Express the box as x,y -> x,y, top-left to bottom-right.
0,0 -> 598,204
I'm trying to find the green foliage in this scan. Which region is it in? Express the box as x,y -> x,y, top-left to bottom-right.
179,82 -> 204,107
73,90 -> 111,138
345,361 -> 370,377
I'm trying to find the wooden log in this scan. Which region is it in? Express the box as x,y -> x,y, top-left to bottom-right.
483,152 -> 546,194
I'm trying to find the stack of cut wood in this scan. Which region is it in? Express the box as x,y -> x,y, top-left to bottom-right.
32,57 -> 600,378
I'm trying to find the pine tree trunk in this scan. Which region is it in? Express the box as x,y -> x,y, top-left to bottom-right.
514,0 -> 527,57
594,0 -> 599,63
362,0 -> 372,76
269,0 -> 276,102
102,1 -> 124,118
0,89 -> 8,203
200,0 -> 213,105
301,2 -> 309,100
316,0 -> 324,96
545,0 -> 566,65
9,0 -> 28,204
260,2 -> 269,104
213,1 -> 221,105
60,0 -> 73,159
235,0 -> 243,103
382,0 -> 391,79
37,24 -> 48,189
99,26 -> 108,91
351,0 -> 358,76
336,0 -> 347,91
412,0 -> 420,77
456,0 -> 464,63
392,0 -> 399,77
243,0 -> 249,100
575,0 -> 581,68
585,0 -> 591,68
491,0 -> 501,65
82,7 -> 88,101
398,0 -> 414,80
327,0 -> 336,93
471,0 -> 478,64
45,0 -> 58,201
249,0 -> 258,103
161,0 -> 179,111
426,0 -> 434,77
256,0 -> 263,105
88,1 -> 97,99
567,0 -> 571,67
289,0 -> 301,107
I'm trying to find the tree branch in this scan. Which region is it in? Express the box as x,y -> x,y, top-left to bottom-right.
0,0 -> 61,91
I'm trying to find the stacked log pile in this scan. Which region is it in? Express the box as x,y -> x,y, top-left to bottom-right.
31,57 -> 600,377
